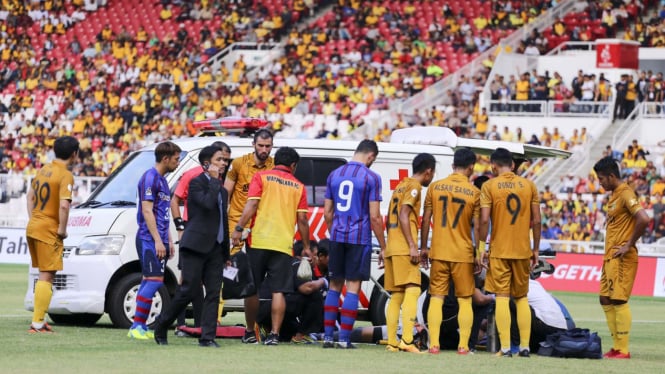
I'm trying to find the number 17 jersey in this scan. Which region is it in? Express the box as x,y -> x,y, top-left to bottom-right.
325,161 -> 382,245
480,172 -> 538,259
425,173 -> 479,263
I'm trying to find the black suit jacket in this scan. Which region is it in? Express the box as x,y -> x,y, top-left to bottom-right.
179,172 -> 230,260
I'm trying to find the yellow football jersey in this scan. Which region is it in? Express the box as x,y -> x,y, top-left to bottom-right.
26,160 -> 74,244
386,178 -> 422,257
604,182 -> 643,259
426,173 -> 479,263
227,153 -> 274,224
480,172 -> 538,259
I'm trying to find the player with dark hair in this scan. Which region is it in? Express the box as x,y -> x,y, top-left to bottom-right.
129,141 -> 181,339
421,148 -> 480,354
322,139 -> 386,349
593,157 -> 649,359
153,145 -> 230,347
170,141 -> 231,330
231,146 -> 311,345
384,153 -> 436,353
224,129 -> 274,343
479,147 -> 541,357
26,136 -> 79,333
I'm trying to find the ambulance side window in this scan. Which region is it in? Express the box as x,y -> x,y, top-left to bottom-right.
295,157 -> 346,207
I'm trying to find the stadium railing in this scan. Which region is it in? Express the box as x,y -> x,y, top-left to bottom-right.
547,239 -> 665,257
487,100 -> 613,118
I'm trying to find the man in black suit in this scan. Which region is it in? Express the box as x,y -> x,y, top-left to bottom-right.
154,145 -> 230,347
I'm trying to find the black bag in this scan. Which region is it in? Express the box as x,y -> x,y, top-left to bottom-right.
222,251 -> 256,300
537,328 -> 602,359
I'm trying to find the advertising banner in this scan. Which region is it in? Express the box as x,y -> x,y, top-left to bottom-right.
0,228 -> 30,264
539,252 -> 657,297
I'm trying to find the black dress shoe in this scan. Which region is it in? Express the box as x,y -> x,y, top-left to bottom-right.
154,335 -> 168,345
153,318 -> 168,345
199,340 -> 220,348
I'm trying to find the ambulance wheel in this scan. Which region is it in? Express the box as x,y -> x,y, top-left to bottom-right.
108,273 -> 172,329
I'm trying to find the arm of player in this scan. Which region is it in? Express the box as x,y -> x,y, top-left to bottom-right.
298,278 -> 328,295
473,215 -> 483,271
370,200 -> 386,255
141,200 -> 166,259
420,206 -> 432,269
231,199 -> 259,246
297,211 -> 312,258
614,209 -> 649,258
170,194 -> 184,240
58,199 -> 71,239
530,202 -> 542,268
223,178 -> 236,201
399,204 -> 418,264
26,184 -> 35,220
479,206 -> 490,264
323,198 -> 333,234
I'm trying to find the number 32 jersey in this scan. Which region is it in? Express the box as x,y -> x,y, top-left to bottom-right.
26,160 -> 74,244
480,172 -> 538,259
325,161 -> 382,245
425,173 -> 480,263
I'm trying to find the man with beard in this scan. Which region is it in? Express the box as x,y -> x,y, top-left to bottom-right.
224,128 -> 274,343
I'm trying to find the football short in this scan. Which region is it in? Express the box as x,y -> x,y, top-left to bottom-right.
27,237 -> 63,271
485,257 -> 530,298
600,248 -> 638,302
136,236 -> 167,277
247,246 -> 294,294
384,255 -> 421,292
429,260 -> 475,297
328,241 -> 372,281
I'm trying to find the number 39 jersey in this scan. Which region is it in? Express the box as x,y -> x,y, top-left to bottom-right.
26,160 -> 74,244
386,177 -> 422,257
425,173 -> 480,262
325,161 -> 382,245
480,172 -> 538,259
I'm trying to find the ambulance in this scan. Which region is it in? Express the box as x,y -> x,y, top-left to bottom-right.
25,119 -> 569,328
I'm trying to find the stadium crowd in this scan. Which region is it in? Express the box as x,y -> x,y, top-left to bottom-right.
0,0 -> 664,246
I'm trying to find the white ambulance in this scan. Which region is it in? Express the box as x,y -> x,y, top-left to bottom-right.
24,124 -> 569,328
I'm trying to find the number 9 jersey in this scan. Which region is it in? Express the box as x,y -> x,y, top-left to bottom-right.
26,160 -> 74,244
325,161 -> 382,245
480,172 -> 538,259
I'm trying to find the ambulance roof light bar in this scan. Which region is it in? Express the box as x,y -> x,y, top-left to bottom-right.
193,117 -> 271,137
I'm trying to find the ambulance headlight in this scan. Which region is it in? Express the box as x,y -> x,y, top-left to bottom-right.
76,235 -> 124,255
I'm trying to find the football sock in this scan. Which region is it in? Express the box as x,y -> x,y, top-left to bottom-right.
401,287 -> 420,343
495,296 -> 511,352
216,297 -> 225,325
323,289 -> 340,340
32,280 -> 53,327
457,297 -> 473,350
131,279 -> 162,329
386,291 -> 404,346
614,303 -> 632,354
338,292 -> 359,344
602,304 -> 617,348
427,296 -> 444,348
515,296 -> 532,351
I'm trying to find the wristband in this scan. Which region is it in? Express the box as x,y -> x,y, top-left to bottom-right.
477,241 -> 487,258
173,217 -> 185,231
